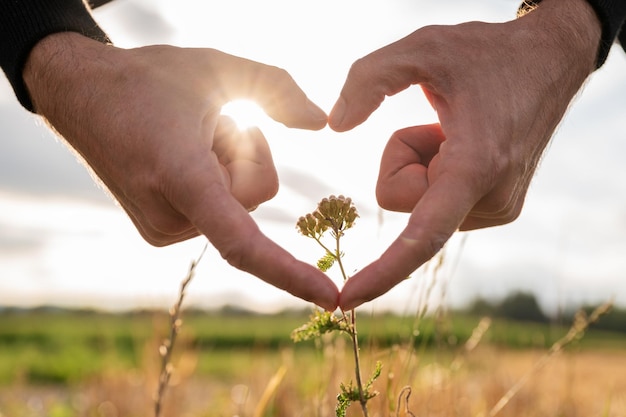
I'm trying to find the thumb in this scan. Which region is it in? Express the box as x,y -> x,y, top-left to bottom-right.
213,52 -> 328,130
340,170 -> 479,310
328,37 -> 426,132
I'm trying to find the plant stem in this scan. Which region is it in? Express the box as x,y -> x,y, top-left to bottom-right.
334,232 -> 368,417
310,219 -> 370,417
334,231 -> 349,285
348,309 -> 368,417
314,236 -> 335,259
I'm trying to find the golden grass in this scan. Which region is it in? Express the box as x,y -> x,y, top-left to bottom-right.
1,342 -> 624,417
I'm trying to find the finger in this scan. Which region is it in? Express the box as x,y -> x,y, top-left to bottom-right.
211,52 -> 328,130
213,116 -> 279,209
328,36 -> 426,132
167,132 -> 339,310
340,170 -> 479,310
376,124 -> 445,212
185,181 -> 339,310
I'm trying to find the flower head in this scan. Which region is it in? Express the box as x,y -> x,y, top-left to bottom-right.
296,195 -> 359,238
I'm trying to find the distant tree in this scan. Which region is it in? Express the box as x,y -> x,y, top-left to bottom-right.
496,291 -> 548,323
466,297 -> 497,316
218,304 -> 256,316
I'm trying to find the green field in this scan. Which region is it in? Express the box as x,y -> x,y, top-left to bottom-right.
1,307 -> 624,385
1,307 -> 625,417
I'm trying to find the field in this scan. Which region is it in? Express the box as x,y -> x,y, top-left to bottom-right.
0,307 -> 625,417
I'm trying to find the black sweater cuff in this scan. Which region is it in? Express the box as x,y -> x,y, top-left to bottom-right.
519,0 -> 626,68
586,0 -> 626,66
0,0 -> 111,112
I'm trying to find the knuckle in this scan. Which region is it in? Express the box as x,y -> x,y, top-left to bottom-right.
347,56 -> 371,78
376,186 -> 412,212
403,222 -> 452,263
218,232 -> 256,272
263,65 -> 296,92
347,56 -> 391,98
375,186 -> 392,210
422,230 -> 451,260
219,241 -> 246,270
470,150 -> 527,217
463,147 -> 513,197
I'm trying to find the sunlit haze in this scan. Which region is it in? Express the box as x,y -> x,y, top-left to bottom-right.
221,100 -> 269,131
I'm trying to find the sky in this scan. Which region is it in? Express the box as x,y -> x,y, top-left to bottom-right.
1,0 -> 625,315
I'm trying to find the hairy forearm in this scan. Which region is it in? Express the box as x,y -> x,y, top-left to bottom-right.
23,32 -> 105,116
21,31 -> 124,171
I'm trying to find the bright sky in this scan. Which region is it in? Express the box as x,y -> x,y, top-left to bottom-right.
1,0 -> 625,314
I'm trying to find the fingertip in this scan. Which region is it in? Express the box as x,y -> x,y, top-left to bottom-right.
337,276 -> 369,311
312,273 -> 341,311
317,296 -> 340,312
339,297 -> 365,312
328,97 -> 347,132
280,99 -> 327,130
306,100 -> 329,130
316,291 -> 340,313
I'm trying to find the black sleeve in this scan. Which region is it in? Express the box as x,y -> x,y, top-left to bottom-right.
519,0 -> 626,68
586,0 -> 626,66
0,0 -> 111,112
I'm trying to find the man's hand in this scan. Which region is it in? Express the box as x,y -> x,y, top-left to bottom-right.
23,32 -> 339,310
329,0 -> 601,310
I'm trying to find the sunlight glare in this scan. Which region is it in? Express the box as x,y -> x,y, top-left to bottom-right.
221,99 -> 268,130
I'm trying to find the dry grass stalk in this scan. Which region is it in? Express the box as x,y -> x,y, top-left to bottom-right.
487,300 -> 614,417
154,242 -> 208,417
253,365 -> 287,417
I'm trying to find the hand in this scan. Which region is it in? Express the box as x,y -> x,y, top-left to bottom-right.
329,0 -> 601,310
23,32 -> 339,310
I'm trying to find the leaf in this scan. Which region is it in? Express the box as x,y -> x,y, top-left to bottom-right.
291,310 -> 349,343
317,251 -> 336,272
335,391 -> 351,417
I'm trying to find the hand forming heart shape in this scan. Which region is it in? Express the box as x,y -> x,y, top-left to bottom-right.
21,0 -> 600,312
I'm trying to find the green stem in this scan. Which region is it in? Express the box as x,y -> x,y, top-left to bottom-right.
313,226 -> 369,417
334,233 -> 368,417
349,309 -> 368,417
313,236 -> 335,259
334,232 -> 349,284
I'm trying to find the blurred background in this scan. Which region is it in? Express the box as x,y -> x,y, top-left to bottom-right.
1,0 -> 625,315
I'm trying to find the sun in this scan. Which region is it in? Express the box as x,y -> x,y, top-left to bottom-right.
220,99 -> 267,130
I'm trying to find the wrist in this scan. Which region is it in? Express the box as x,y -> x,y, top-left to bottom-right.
514,0 -> 601,88
23,32 -> 117,135
0,0 -> 110,111
517,0 -> 602,71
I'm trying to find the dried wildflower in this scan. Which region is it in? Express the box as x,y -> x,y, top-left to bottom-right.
296,195 -> 359,239
296,212 -> 327,238
294,195 -> 376,417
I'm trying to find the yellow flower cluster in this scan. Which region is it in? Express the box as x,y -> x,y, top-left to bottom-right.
296,195 -> 359,238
